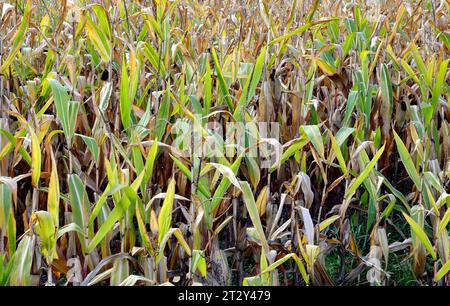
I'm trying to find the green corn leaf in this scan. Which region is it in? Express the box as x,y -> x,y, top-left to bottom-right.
32,211 -> 56,264
240,181 -> 268,255
393,130 -> 421,190
235,46 -> 266,120
155,84 -> 171,141
203,61 -> 212,116
435,258 -> 450,282
88,187 -> 136,253
48,78 -> 79,147
120,58 -> 131,130
438,208 -> 450,235
402,211 -> 437,260
211,47 -> 234,112
428,58 -> 449,128
345,144 -> 385,198
68,174 -> 90,251
77,134 -> 100,165
9,235 -> 34,286
329,132 -> 348,175
0,0 -> 32,74
319,215 -> 340,231
381,63 -> 393,107
210,155 -> 243,212
85,13 -> 111,63
260,253 -> 294,275
157,178 -> 176,246
47,152 -> 60,226
29,128 -> 41,188
301,125 -> 324,158
191,249 -> 207,278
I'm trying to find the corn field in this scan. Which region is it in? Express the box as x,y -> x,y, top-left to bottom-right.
0,0 -> 449,286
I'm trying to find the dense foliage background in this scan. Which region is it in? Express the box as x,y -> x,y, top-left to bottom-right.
0,0 -> 449,286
